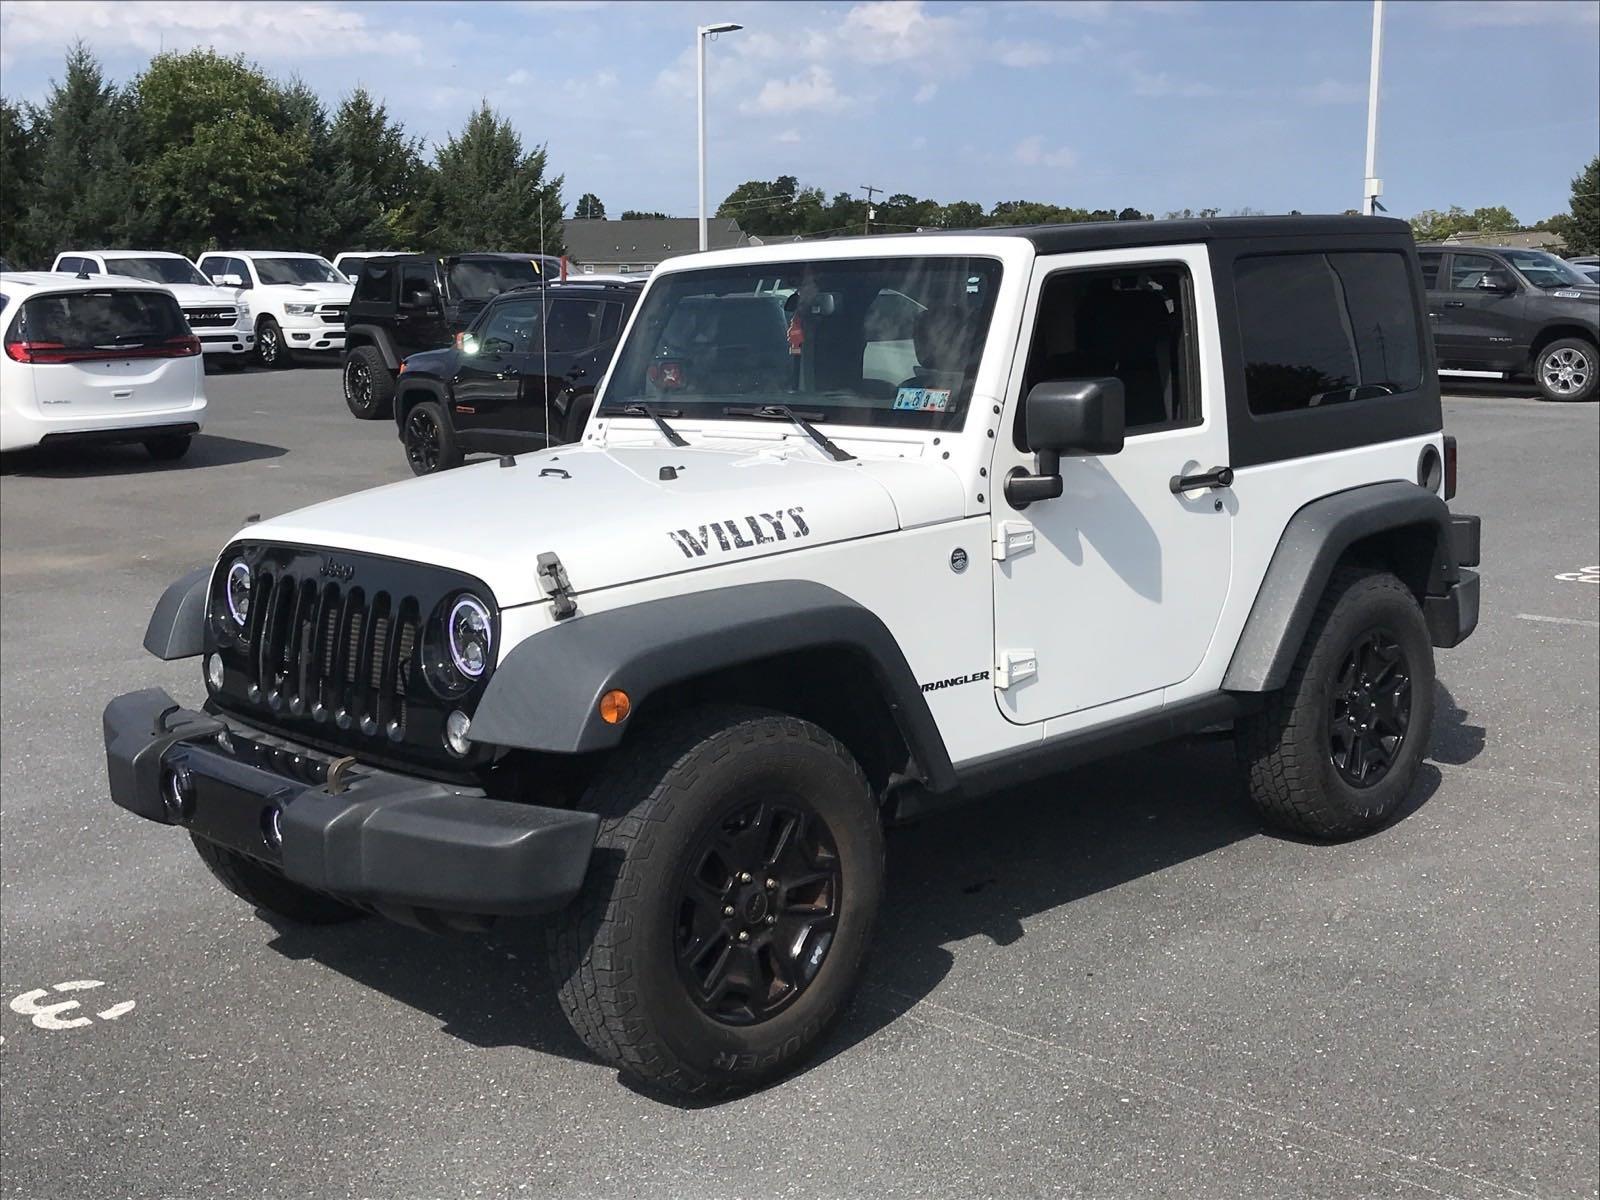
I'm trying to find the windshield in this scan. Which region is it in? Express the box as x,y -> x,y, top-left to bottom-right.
104,256 -> 209,286
1502,249 -> 1591,289
605,256 -> 1002,431
254,257 -> 345,286
447,258 -> 543,301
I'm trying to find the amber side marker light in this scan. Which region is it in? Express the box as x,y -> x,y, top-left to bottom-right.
599,689 -> 632,724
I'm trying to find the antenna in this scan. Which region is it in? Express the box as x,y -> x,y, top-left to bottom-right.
540,192 -> 551,445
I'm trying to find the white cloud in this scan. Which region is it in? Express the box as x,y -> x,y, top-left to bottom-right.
1130,68 -> 1219,98
1428,0 -> 1598,27
1297,78 -> 1365,104
0,0 -> 422,61
837,1 -> 966,63
914,81 -> 939,103
1014,135 -> 1075,169
745,65 -> 847,114
992,39 -> 1055,68
506,68 -> 532,87
776,128 -> 803,144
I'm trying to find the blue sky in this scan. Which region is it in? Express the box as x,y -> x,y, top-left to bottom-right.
1,0 -> 1596,224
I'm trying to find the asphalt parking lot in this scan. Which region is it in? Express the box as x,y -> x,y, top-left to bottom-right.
1,367 -> 1595,1200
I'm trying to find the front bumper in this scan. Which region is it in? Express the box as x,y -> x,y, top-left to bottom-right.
282,319 -> 346,353
198,323 -> 256,357
103,688 -> 597,918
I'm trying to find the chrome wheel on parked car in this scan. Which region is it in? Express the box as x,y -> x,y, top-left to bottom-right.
1535,339 -> 1597,402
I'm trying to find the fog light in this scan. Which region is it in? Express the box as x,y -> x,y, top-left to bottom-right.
444,710 -> 472,756
205,653 -> 224,691
262,805 -> 283,850
163,764 -> 195,820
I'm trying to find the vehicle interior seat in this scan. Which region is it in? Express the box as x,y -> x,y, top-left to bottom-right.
899,305 -> 974,392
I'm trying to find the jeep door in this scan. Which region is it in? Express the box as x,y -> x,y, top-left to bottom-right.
1434,251 -> 1529,369
450,296 -> 538,448
990,246 -> 1232,723
512,296 -> 624,442
396,262 -> 450,357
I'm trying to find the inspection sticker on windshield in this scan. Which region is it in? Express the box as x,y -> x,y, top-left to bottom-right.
894,387 -> 950,412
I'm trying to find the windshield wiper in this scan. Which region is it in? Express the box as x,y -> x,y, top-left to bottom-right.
598,401 -> 688,447
721,404 -> 855,462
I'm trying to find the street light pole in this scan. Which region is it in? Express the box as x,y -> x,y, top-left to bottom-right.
1362,0 -> 1385,216
697,22 -> 743,252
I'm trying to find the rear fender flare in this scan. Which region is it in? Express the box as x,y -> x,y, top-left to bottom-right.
1223,481 -> 1455,692
344,325 -> 399,371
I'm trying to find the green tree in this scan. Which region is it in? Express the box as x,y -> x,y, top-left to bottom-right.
620,210 -> 668,220
1561,155 -> 1599,255
936,200 -> 984,229
0,98 -> 39,265
19,44 -> 146,262
328,87 -> 426,249
574,192 -> 606,219
427,103 -> 563,254
134,49 -> 312,255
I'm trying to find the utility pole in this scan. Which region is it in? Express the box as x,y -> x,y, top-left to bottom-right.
1362,0 -> 1385,216
860,184 -> 881,236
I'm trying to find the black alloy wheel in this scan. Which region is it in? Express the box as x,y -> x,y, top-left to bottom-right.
674,797 -> 842,1026
1327,628 -> 1412,788
404,404 -> 442,474
257,317 -> 284,368
346,356 -> 373,408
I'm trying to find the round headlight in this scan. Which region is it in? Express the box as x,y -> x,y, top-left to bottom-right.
225,559 -> 252,626
447,595 -> 493,679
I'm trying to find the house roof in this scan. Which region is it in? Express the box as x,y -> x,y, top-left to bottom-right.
1441,229 -> 1567,251
562,218 -> 748,264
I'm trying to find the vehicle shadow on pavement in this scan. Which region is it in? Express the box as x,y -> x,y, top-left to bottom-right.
0,434 -> 287,477
1428,681 -> 1486,768
259,731 -> 1452,1104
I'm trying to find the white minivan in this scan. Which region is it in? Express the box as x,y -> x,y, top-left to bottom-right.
0,272 -> 207,458
50,250 -> 254,366
195,251 -> 354,368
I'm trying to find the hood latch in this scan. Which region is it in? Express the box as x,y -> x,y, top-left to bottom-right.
536,551 -> 577,620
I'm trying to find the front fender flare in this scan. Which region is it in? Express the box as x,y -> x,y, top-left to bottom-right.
1223,481 -> 1456,692
143,566 -> 210,660
469,580 -> 957,791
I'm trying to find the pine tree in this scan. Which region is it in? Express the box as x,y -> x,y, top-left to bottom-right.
427,104 -> 563,254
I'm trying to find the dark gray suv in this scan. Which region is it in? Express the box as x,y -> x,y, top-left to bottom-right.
1418,243 -> 1599,402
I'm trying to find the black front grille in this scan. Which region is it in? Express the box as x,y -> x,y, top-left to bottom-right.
208,543 -> 497,774
318,305 -> 347,324
184,307 -> 237,328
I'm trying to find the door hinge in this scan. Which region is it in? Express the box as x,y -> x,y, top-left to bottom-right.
993,520 -> 1036,562
536,551 -> 577,620
994,649 -> 1038,689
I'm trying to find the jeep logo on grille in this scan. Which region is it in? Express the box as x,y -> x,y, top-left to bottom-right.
318,558 -> 355,581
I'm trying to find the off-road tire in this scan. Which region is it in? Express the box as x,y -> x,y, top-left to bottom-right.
548,706 -> 885,1098
402,400 -> 462,475
256,316 -> 289,369
1235,567 -> 1435,840
189,834 -> 363,924
343,345 -> 395,419
1533,337 -> 1597,403
144,434 -> 192,461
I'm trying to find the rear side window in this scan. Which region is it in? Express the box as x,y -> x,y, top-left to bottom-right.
1418,251 -> 1442,289
1234,252 -> 1422,415
355,261 -> 394,303
14,289 -> 185,349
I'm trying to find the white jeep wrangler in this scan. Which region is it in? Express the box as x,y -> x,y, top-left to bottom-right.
106,216 -> 1480,1097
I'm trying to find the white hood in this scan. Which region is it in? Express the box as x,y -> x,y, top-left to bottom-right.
262,280 -> 353,303
243,440 -> 967,607
161,282 -> 247,308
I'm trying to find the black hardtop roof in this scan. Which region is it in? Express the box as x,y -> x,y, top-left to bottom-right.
953,214 -> 1413,254
500,279 -> 645,296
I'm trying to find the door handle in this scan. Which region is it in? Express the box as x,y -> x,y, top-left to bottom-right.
1444,300 -> 1465,308
1170,465 -> 1233,494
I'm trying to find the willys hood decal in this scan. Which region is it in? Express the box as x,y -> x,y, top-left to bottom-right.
242,441 -> 964,607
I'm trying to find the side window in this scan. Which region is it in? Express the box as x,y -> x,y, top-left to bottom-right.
477,299 -> 541,355
1448,253 -> 1504,291
1418,251 -> 1442,290
81,258 -> 101,274
400,264 -> 439,307
355,261 -> 394,304
227,258 -> 253,289
1015,263 -> 1198,446
545,298 -> 604,353
1234,251 -> 1422,415
56,256 -> 81,273
599,301 -> 623,342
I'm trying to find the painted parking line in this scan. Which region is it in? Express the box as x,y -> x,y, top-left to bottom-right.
1517,613 -> 1600,628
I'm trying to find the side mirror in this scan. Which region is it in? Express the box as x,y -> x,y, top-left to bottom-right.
1004,378 -> 1126,507
1478,272 -> 1515,292
403,287 -> 438,309
458,334 -> 480,356
213,273 -> 243,287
